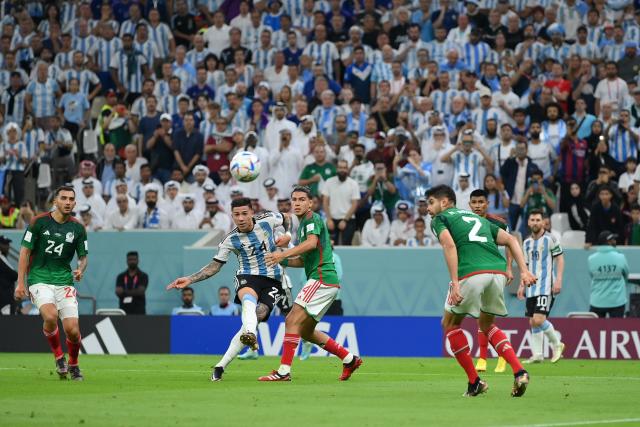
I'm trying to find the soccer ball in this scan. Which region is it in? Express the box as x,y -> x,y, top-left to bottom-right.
230,151 -> 261,183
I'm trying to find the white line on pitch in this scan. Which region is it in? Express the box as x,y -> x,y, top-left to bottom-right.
505,418 -> 640,427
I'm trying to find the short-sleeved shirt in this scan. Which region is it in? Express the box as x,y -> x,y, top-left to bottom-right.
296,211 -> 339,285
21,213 -> 88,286
523,232 -> 563,298
59,92 -> 89,125
431,207 -> 506,279
214,211 -> 285,281
299,162 -> 336,196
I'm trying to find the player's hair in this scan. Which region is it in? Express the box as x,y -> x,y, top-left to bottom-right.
291,185 -> 312,198
470,189 -> 488,199
218,286 -> 230,292
54,185 -> 75,198
127,251 -> 139,258
425,185 -> 456,205
528,208 -> 544,219
231,197 -> 252,209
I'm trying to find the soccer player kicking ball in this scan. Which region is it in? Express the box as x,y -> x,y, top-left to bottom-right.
426,185 -> 536,397
14,186 -> 89,381
519,209 -> 565,363
469,189 -> 512,373
261,186 -> 362,382
167,198 -> 293,381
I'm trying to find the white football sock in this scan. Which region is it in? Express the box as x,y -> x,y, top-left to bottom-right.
531,327 -> 544,358
541,320 -> 560,345
278,364 -> 291,375
216,328 -> 244,369
241,295 -> 258,335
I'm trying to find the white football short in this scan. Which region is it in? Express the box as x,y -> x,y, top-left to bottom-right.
444,273 -> 508,318
295,279 -> 339,321
29,284 -> 79,320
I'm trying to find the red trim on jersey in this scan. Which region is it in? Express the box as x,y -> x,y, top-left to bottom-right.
29,212 -> 50,227
485,214 -> 507,226
459,270 -> 508,281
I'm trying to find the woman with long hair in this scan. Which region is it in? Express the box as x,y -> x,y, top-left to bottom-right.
483,173 -> 510,219
276,85 -> 293,112
37,4 -> 61,38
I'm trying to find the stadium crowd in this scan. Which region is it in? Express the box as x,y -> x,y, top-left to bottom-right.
2,0 -> 640,247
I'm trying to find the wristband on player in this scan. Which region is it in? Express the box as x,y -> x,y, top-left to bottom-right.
281,258 -> 289,267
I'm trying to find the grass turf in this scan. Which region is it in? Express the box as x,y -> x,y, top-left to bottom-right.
0,354 -> 639,427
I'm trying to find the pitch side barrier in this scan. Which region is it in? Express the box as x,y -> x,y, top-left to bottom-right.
2,316 -> 639,360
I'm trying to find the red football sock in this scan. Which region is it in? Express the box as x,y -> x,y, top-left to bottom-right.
478,329 -> 489,360
323,338 -> 350,360
43,327 -> 64,360
487,325 -> 523,374
447,328 -> 478,384
280,333 -> 300,367
66,336 -> 81,366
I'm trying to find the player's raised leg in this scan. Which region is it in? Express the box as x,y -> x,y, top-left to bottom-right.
238,287 -> 259,351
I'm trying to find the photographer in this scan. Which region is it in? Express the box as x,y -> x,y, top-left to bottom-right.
521,169 -> 556,220
367,161 -> 400,216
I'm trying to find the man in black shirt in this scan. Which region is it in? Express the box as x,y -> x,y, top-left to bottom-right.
171,0 -> 197,48
220,27 -> 251,66
115,251 -> 149,315
0,236 -> 18,315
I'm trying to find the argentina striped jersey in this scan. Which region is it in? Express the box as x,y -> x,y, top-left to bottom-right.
523,232 -> 563,298
214,211 -> 285,281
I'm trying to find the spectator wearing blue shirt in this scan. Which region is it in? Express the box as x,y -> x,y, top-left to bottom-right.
186,67 -> 215,101
412,0 -> 434,42
262,0 -> 283,31
210,286 -> 240,316
344,47 -> 372,105
171,287 -> 205,315
282,31 -> 303,66
58,78 -> 90,139
430,0 -> 459,32
588,231 -> 630,318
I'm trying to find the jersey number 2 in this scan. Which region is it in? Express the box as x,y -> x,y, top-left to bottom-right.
45,240 -> 64,256
462,217 -> 488,243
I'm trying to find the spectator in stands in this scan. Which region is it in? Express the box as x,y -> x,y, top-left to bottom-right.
298,144 -> 336,197
587,187 -> 624,246
585,165 -> 622,207
48,116 -> 75,189
588,231 -> 629,318
171,287 -> 204,315
0,236 -> 17,315
0,123 -> 28,207
78,179 -> 106,221
72,161 -> 103,196
78,204 -> 102,232
389,201 -> 415,246
104,194 -> 138,231
521,169 -> 556,219
367,160 -> 399,216
173,112 -> 203,181
138,186 -> 170,229
558,117 -> 589,212
405,217 -> 433,247
172,194 -> 202,229
454,172 -> 474,212
26,61 -> 61,128
269,128 -> 304,195
567,183 -> 590,232
124,144 -> 148,183
210,286 -> 239,316
322,160 -> 360,245
501,141 -> 539,231
361,203 -> 390,247
97,143 -> 118,197
115,251 -> 148,315
199,197 -> 231,232
618,158 -> 637,194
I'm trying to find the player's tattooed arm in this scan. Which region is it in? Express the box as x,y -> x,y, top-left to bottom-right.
187,260 -> 223,284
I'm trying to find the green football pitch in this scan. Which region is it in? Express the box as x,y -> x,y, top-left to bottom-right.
1,354 -> 639,427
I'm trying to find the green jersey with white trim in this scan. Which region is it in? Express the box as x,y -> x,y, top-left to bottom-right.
296,211 -> 339,285
431,207 -> 506,279
21,213 -> 88,286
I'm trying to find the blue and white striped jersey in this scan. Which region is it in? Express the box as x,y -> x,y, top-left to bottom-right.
303,41 -> 339,77
72,35 -> 98,55
524,232 -> 563,298
54,50 -> 75,71
607,124 -> 639,163
89,37 -> 123,72
135,40 -> 160,67
452,151 -> 482,190
462,41 -> 491,74
60,69 -> 100,96
214,211 -> 286,281
0,141 -> 28,171
430,89 -> 460,115
569,42 -> 601,62
253,47 -> 277,70
110,51 -> 148,94
186,48 -> 212,70
148,23 -> 174,58
26,78 -> 59,118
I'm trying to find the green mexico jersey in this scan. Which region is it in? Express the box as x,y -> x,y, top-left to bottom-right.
431,208 -> 506,279
21,213 -> 88,286
297,211 -> 340,285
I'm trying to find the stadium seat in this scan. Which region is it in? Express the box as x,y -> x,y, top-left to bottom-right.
82,128 -> 99,155
551,213 -> 571,235
96,308 -> 126,316
567,312 -> 599,319
37,163 -> 51,189
560,231 -> 586,248
174,309 -> 205,316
